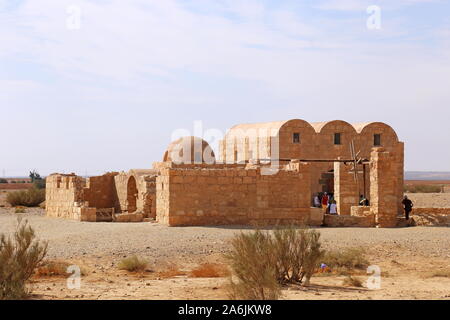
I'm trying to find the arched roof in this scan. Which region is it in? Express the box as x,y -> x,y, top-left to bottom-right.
228,120 -> 289,135
224,119 -> 399,139
352,122 -> 399,141
226,119 -> 315,138
310,120 -> 357,134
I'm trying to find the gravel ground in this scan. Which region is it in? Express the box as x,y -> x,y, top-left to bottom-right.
406,193 -> 450,208
1,208 -> 450,262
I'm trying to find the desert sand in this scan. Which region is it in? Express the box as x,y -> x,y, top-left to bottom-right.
1,193 -> 450,300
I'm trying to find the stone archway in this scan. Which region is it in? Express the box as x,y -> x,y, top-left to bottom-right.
127,176 -> 138,213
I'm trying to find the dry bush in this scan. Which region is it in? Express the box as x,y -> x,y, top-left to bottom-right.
0,218 -> 48,300
189,263 -> 230,278
118,255 -> 148,273
225,227 -> 325,300
35,260 -> 87,278
15,207 -> 26,213
226,229 -> 280,300
6,188 -> 45,207
404,184 -> 442,193
272,227 -> 324,286
158,264 -> 186,278
35,261 -> 71,277
430,269 -> 450,278
322,248 -> 369,271
342,275 -> 363,287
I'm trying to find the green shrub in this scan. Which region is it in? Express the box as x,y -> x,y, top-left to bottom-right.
0,179 -> 7,184
322,247 -> 369,271
272,227 -> 324,285
6,188 -> 45,207
15,207 -> 26,214
226,229 -> 280,300
404,184 -> 442,193
0,218 -> 48,300
33,179 -> 46,190
225,227 -> 324,300
118,255 -> 148,272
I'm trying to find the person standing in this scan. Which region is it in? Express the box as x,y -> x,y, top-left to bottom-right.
313,194 -> 321,208
322,192 -> 329,213
401,196 -> 413,220
329,200 -> 338,215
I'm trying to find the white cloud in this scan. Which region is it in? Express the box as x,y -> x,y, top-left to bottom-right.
1,0 -> 450,171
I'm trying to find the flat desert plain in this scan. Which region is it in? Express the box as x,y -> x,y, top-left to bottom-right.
0,192 -> 449,300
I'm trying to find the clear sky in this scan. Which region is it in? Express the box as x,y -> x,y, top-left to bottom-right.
1,0 -> 449,176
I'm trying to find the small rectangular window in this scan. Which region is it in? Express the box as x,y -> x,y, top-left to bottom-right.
374,134 -> 381,146
293,133 -> 300,144
334,133 -> 341,145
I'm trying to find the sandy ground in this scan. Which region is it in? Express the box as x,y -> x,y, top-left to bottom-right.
1,206 -> 450,300
406,193 -> 450,208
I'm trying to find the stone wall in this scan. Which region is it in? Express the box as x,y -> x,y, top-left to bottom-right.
83,173 -> 118,209
155,161 -> 312,226
45,174 -> 86,219
46,171 -> 156,221
323,214 -> 375,227
220,120 -> 403,207
334,161 -> 360,215
369,148 -> 400,227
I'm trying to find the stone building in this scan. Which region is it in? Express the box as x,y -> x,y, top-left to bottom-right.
46,119 -> 405,227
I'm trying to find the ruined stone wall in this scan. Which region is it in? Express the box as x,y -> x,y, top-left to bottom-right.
113,172 -> 128,212
45,174 -> 86,219
83,173 -> 118,209
370,148 -> 400,227
155,162 -> 312,226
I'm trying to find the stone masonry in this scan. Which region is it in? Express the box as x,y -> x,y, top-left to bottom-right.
45,119 -> 405,227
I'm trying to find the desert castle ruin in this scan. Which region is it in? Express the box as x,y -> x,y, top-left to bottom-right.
46,119 -> 404,227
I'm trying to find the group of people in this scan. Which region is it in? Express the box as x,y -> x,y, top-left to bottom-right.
313,192 -> 414,221
313,192 -> 338,215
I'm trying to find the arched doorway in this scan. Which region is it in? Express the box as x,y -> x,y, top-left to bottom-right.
127,176 -> 138,213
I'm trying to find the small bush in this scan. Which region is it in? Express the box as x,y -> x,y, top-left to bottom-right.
0,218 -> 48,300
33,179 -> 46,190
15,207 -> 26,214
226,229 -> 280,300
0,178 -> 7,184
342,275 -> 363,287
272,227 -> 324,285
159,264 -> 186,278
430,269 -> 450,278
189,263 -> 229,278
35,261 -> 71,277
225,227 -> 324,300
322,248 -> 369,271
404,184 -> 442,193
118,255 -> 148,273
6,188 -> 45,207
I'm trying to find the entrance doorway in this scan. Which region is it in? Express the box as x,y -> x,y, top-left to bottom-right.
320,170 -> 334,194
127,176 -> 138,213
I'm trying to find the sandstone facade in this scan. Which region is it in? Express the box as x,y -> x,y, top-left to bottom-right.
45,119 -> 405,228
